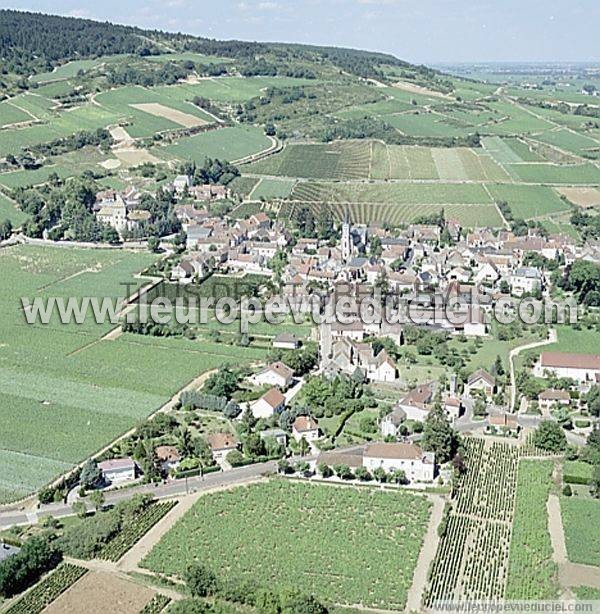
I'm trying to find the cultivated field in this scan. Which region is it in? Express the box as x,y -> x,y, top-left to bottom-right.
556,187 -> 600,208
141,480 -> 432,610
424,442 -> 558,607
284,201 -> 503,228
160,125 -> 271,163
245,140 -> 372,180
505,460 -> 557,599
0,245 -> 267,503
560,497 -> 600,567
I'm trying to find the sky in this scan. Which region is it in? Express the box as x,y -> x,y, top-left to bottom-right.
5,0 -> 600,64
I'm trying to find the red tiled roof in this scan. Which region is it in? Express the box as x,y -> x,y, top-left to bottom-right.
540,352 -> 600,370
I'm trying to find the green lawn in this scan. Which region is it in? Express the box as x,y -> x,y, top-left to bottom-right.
561,497 -> 600,567
544,325 -> 600,355
141,480 -> 432,610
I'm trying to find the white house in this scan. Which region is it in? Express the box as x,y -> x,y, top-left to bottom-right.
207,432 -> 239,464
366,349 -> 397,383
534,352 -> 600,384
510,267 -> 542,297
272,333 -> 300,350
173,174 -> 192,195
464,369 -> 496,399
252,362 -> 294,389
380,407 -> 407,438
396,383 -> 435,423
292,415 -> 320,443
251,387 -> 286,419
98,458 -> 136,485
363,442 -> 435,483
443,396 -> 462,421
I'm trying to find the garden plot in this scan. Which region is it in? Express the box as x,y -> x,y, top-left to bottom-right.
43,572 -> 155,614
130,102 -> 208,128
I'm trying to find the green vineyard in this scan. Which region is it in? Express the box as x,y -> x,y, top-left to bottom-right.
424,440 -> 557,607
4,564 -> 87,614
98,500 -> 177,562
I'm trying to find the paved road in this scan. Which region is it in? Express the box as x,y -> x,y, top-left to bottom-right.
0,459 -> 279,530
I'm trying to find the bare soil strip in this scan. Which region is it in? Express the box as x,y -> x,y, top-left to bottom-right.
130,103 -> 207,128
406,495 -> 446,612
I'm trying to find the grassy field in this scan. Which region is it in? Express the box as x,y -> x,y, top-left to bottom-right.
486,184 -> 571,219
250,178 -> 296,199
505,162 -> 600,185
0,245 -> 267,503
542,325 -> 600,355
94,85 -> 214,138
0,192 -> 27,224
159,126 -> 271,163
560,497 -> 600,567
0,100 -> 33,127
141,480 -> 431,610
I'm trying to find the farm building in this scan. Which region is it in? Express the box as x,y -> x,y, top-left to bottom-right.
534,352 -> 600,384
538,389 -> 571,413
273,332 -> 300,350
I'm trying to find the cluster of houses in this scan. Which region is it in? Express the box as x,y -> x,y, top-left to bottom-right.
94,187 -> 150,234
90,201 -> 600,490
173,209 -> 282,279
94,175 -> 230,238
